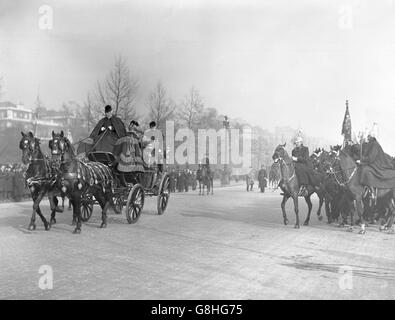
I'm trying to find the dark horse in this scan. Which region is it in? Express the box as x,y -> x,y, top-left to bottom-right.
196,165 -> 213,195
272,144 -> 324,228
327,147 -> 395,234
48,131 -> 114,234
269,162 -> 281,190
19,132 -> 63,231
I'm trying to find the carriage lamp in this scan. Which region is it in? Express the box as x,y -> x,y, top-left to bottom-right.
108,126 -> 113,131
101,127 -> 105,131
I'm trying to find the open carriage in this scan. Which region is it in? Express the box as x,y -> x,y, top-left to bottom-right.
78,151 -> 170,224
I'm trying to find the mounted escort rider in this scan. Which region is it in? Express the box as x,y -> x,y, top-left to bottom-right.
291,135 -> 321,196
357,129 -> 395,199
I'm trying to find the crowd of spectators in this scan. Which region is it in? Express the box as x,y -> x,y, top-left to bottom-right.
0,163 -> 29,202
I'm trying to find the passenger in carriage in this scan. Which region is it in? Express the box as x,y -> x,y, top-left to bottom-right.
128,120 -> 144,140
143,121 -> 164,173
114,120 -> 145,186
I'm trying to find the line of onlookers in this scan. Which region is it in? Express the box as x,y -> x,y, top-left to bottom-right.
0,163 -> 29,202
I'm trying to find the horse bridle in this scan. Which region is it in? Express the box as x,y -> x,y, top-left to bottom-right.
21,137 -> 45,163
50,136 -> 72,164
273,148 -> 295,182
326,150 -> 357,186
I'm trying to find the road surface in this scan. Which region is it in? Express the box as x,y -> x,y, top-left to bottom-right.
1,185 -> 395,299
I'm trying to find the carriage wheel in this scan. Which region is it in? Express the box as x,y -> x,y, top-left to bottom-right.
157,173 -> 170,215
113,194 -> 124,215
80,193 -> 94,222
126,184 -> 144,224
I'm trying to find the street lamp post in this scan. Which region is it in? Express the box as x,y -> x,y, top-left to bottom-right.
222,116 -> 230,186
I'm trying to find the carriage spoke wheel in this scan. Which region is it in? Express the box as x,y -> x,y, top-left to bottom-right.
113,194 -> 124,215
126,184 -> 144,224
157,173 -> 170,215
80,193 -> 94,222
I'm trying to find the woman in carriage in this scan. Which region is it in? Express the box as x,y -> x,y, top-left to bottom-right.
114,120 -> 145,186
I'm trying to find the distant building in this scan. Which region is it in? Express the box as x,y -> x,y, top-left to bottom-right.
0,101 -> 62,140
41,115 -> 84,130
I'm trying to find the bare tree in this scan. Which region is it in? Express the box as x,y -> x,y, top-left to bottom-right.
177,87 -> 204,130
146,81 -> 175,130
94,55 -> 139,124
82,93 -> 96,133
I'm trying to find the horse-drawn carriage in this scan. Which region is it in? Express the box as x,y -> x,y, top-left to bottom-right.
19,129 -> 171,234
78,151 -> 170,224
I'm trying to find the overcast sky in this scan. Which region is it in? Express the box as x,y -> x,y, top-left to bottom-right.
1,0 -> 395,153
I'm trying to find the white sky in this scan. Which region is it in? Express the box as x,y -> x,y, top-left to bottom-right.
1,0 -> 395,153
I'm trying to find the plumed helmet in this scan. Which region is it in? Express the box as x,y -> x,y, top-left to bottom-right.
368,122 -> 379,139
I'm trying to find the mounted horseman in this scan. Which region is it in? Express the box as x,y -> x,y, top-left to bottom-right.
196,154 -> 213,195
272,136 -> 325,228
358,130 -> 395,193
291,135 -> 322,196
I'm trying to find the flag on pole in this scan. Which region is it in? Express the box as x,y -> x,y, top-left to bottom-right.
370,122 -> 379,139
341,100 -> 352,144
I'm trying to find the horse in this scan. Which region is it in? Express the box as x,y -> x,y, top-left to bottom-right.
326,147 -> 395,234
196,165 -> 213,195
272,143 -> 324,228
19,132 -> 63,231
310,147 -> 345,224
269,162 -> 281,190
48,131 -> 114,234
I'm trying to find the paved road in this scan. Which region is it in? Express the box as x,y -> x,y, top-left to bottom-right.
1,185 -> 395,299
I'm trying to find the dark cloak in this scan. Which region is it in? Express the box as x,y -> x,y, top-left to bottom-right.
360,138 -> 395,188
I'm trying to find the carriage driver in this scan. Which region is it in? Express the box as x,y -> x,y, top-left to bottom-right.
291,135 -> 320,196
89,105 -> 127,153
